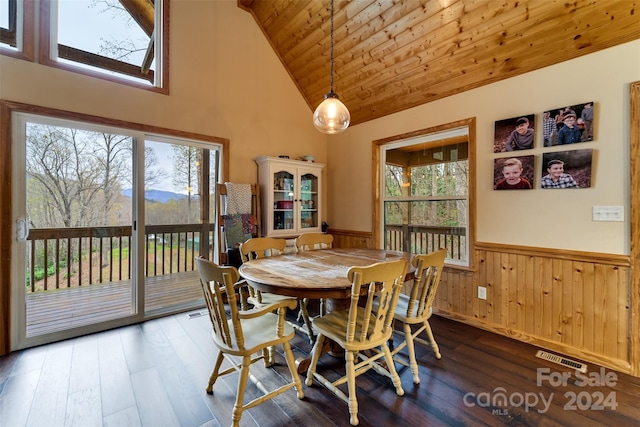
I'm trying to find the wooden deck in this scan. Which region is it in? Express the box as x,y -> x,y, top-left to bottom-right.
26,271 -> 203,337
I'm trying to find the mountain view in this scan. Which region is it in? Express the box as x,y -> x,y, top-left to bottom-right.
122,188 -> 187,203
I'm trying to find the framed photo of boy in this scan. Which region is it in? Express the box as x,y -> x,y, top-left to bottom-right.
543,102 -> 595,147
493,114 -> 535,153
541,149 -> 594,189
493,155 -> 534,190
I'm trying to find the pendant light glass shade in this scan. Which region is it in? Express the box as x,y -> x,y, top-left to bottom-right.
313,91 -> 350,134
313,0 -> 349,134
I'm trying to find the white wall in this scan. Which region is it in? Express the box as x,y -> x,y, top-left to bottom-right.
327,40 -> 640,255
0,0 -> 328,184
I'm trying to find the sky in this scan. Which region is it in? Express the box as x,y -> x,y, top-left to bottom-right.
0,2 -> 7,28
58,0 -> 148,65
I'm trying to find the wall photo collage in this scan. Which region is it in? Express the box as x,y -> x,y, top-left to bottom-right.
493,101 -> 595,190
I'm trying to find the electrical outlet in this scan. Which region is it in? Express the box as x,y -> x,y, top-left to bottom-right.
478,286 -> 487,300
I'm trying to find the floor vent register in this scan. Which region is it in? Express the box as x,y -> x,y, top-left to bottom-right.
187,310 -> 208,319
535,350 -> 587,373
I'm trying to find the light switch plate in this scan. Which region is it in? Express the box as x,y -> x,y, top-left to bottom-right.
478,286 -> 487,300
592,206 -> 624,222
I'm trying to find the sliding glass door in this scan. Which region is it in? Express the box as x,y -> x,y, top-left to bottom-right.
11,113 -> 221,349
142,137 -> 220,316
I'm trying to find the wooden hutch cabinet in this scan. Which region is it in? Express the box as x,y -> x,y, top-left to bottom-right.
255,156 -> 324,237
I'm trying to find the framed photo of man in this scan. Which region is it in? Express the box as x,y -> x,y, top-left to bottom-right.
541,149 -> 594,189
494,114 -> 535,153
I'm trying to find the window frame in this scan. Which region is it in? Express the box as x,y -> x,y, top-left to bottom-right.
373,117 -> 476,270
0,0 -> 35,61
38,0 -> 169,94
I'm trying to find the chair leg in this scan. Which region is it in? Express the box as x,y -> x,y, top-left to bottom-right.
381,343 -> 405,397
305,334 -> 325,386
298,299 -> 316,344
282,341 -> 305,399
404,323 -> 420,384
262,347 -> 274,367
207,352 -> 225,394
239,288 -> 249,311
232,355 -> 252,427
345,350 -> 359,426
423,320 -> 442,359
296,298 -> 306,322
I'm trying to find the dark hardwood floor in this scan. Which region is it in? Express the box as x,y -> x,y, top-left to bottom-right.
2,308 -> 640,427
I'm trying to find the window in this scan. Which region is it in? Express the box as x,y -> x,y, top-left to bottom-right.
374,118 -> 476,268
0,0 -> 17,49
0,0 -> 34,60
39,0 -> 168,92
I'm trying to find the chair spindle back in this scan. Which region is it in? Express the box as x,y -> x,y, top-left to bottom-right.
240,237 -> 286,261
196,257 -> 246,350
295,233 -> 333,251
406,249 -> 446,320
345,258 -> 408,345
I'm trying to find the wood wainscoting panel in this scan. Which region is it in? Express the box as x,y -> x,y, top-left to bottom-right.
328,229 -> 632,374
327,228 -> 374,249
436,243 -> 631,374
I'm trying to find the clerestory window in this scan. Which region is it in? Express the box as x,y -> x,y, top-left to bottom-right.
1,0 -> 168,91
0,0 -> 34,60
39,0 -> 168,92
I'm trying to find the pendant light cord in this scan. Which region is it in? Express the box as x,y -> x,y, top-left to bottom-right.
329,0 -> 335,93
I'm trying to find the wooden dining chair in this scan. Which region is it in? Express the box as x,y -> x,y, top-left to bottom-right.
390,249 -> 446,384
305,258 -> 408,426
295,232 -> 333,251
195,257 -> 304,427
294,232 -> 334,326
240,237 -> 315,343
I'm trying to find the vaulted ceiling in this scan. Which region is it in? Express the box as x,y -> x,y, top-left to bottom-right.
238,0 -> 640,126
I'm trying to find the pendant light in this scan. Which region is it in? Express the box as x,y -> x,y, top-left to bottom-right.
313,0 -> 350,134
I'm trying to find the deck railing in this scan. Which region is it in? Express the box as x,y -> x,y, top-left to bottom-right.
385,224 -> 467,261
26,224 -> 214,292
27,223 -> 463,292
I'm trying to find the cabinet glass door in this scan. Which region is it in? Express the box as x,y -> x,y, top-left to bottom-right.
273,170 -> 295,231
299,172 -> 319,229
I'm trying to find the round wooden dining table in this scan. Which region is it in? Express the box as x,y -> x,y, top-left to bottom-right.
238,247 -> 414,302
238,247 -> 414,372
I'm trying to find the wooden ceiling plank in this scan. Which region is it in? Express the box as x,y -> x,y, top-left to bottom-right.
260,0 -> 368,59
247,0 -> 300,30
290,0 -> 449,86
239,0 -> 640,125
288,0 -> 500,70
301,0 -> 526,98
282,0 -> 399,68
300,0 -> 526,85
351,5 -> 640,102
317,0 -> 638,104
340,0 -> 635,103
347,19 -> 640,124
299,0 -> 521,94
266,1 -> 326,49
